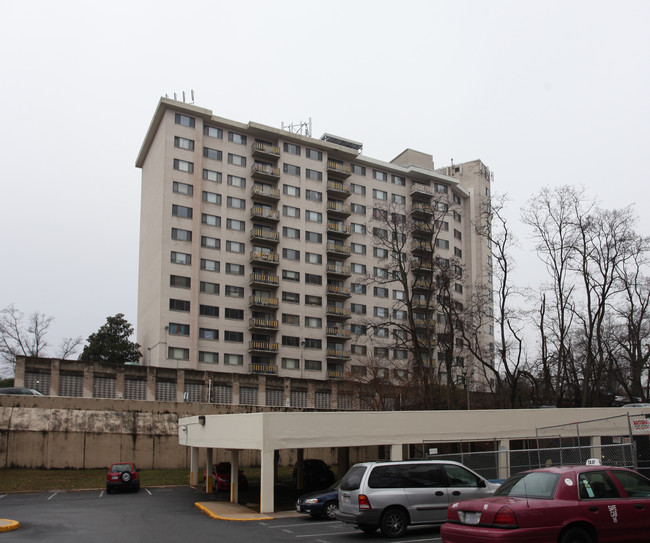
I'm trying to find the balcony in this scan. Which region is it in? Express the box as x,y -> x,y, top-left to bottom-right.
410,182 -> 434,198
251,162 -> 280,180
250,362 -> 278,375
326,305 -> 351,319
412,299 -> 434,310
327,201 -> 351,217
327,180 -> 351,198
327,369 -> 351,380
413,279 -> 433,291
413,319 -> 430,328
251,142 -> 280,160
250,228 -> 279,244
326,160 -> 352,179
326,222 -> 351,237
249,295 -> 279,308
248,318 -> 279,330
327,284 -> 351,298
251,185 -> 280,202
412,240 -> 433,253
249,272 -> 279,287
326,326 -> 351,339
326,242 -> 350,257
250,250 -> 279,265
326,263 -> 351,278
412,259 -> 433,272
250,205 -> 280,222
411,202 -> 433,218
326,349 -> 351,361
413,220 -> 433,234
248,341 -> 279,353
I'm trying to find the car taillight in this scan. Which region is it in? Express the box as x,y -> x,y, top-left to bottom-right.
447,506 -> 460,521
494,506 -> 517,526
358,494 -> 371,509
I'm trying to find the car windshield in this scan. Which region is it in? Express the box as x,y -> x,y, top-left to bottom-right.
340,465 -> 367,491
494,472 -> 560,499
111,464 -> 132,473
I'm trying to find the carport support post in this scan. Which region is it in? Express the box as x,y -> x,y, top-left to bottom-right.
229,450 -> 240,504
296,448 -> 305,490
390,444 -> 403,461
260,448 -> 275,514
497,440 -> 509,480
590,436 -> 602,463
190,447 -> 200,486
206,448 -> 214,493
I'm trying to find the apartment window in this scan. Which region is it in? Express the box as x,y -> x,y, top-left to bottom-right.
224,331 -> 244,343
283,226 -> 300,239
200,259 -> 219,272
228,132 -> 247,145
374,347 -> 388,358
282,336 -> 300,347
393,289 -> 405,300
306,189 -> 322,202
282,357 -> 300,369
454,229 -> 462,240
170,275 -> 191,288
394,309 -> 407,319
351,243 -> 366,254
282,291 -> 299,303
283,269 -> 300,282
199,351 -> 219,364
374,287 -> 388,298
227,175 -> 246,188
174,136 -> 194,151
304,339 -> 322,349
283,142 -> 301,155
172,204 -> 192,219
435,183 -> 448,194
225,285 -> 244,297
488,255 -> 493,266
351,344 -> 367,355
373,227 -> 388,239
351,283 -> 366,295
351,303 -> 366,315
373,208 -> 388,220
225,308 -> 244,320
306,148 -> 322,160
351,203 -> 366,215
453,211 -> 462,222
168,347 -> 189,360
283,163 -> 300,176
173,181 -> 193,195
225,263 -> 244,275
199,305 -> 219,318
169,323 -> 189,336
226,218 -> 245,231
375,326 -> 389,338
351,223 -> 366,234
226,241 -> 245,254
171,228 -> 192,242
454,247 -> 463,258
228,153 -> 246,167
373,189 -> 387,200
394,349 -> 408,360
374,247 -> 388,259
436,220 -> 450,231
173,158 -> 193,173
224,354 -> 243,366
201,236 -> 220,250
351,324 -> 366,335
202,213 -> 221,227
283,248 -> 300,261
306,169 -> 322,181
305,295 -> 322,306
392,175 -> 405,186
283,184 -> 300,197
351,263 -> 366,274
373,170 -> 388,181
169,299 -> 190,312
203,147 -> 222,161
175,113 -> 195,128
305,317 -> 322,328
282,313 -> 299,325
436,239 -> 450,249
453,193 -> 462,205
298,248 -> 320,264
202,191 -> 222,205
204,125 -> 222,138
305,210 -> 322,222
200,281 -> 220,295
374,307 -> 389,318
199,328 -> 219,341
305,231 -> 322,243
203,169 -> 221,183
227,196 -> 246,209
351,164 -> 366,175
351,183 -> 366,195
305,273 -> 322,285
171,251 -> 191,265
454,265 -> 463,277
392,194 -> 406,205
436,257 -> 450,268
454,283 -> 463,294
283,205 -> 300,218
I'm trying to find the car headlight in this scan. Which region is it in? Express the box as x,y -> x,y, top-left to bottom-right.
304,498 -> 319,504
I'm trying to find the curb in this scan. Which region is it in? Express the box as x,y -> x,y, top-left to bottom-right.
195,502 -> 274,521
0,519 -> 20,533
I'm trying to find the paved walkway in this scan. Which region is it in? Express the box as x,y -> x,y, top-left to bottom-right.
195,501 -> 301,521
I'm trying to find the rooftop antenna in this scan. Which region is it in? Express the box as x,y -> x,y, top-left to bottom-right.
168,90 -> 195,104
282,118 -> 312,138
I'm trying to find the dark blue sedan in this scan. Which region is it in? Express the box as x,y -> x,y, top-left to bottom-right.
296,482 -> 340,520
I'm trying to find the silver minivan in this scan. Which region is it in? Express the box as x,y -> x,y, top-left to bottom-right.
336,459 -> 499,537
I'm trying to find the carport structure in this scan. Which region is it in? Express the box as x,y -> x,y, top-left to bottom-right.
178,407 -> 631,513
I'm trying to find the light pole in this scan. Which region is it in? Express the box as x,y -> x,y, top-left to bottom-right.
462,368 -> 470,410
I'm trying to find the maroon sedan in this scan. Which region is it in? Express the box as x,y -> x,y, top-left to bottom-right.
441,464 -> 650,543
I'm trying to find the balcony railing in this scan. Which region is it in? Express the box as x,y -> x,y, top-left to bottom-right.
248,318 -> 279,330
250,362 -> 278,374
410,182 -> 434,197
412,240 -> 433,252
327,369 -> 352,380
250,206 -> 280,221
326,180 -> 351,196
326,326 -> 351,339
251,162 -> 280,180
251,142 -> 280,160
327,222 -> 351,237
326,160 -> 352,178
249,272 -> 279,286
250,250 -> 279,264
327,201 -> 352,216
248,341 -> 279,353
326,242 -> 351,256
327,284 -> 351,297
326,306 -> 351,318
326,349 -> 351,360
411,202 -> 433,216
326,263 -> 351,276
250,185 -> 280,201
250,228 -> 279,243
249,295 -> 279,308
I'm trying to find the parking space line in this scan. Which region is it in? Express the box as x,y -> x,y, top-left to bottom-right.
295,531 -> 359,538
47,493 -> 57,501
145,489 -> 152,495
0,495 -> 6,500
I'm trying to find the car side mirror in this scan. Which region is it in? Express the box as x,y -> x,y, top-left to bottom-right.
478,479 -> 486,488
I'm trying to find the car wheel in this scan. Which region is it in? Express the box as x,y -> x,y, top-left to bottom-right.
323,501 -> 338,520
380,508 -> 408,538
106,486 -> 111,494
359,525 -> 378,535
560,527 -> 594,543
121,472 -> 132,483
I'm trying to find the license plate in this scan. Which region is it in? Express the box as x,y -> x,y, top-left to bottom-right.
463,512 -> 481,525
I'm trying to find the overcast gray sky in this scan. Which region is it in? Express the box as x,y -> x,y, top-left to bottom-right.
2,0 -> 649,367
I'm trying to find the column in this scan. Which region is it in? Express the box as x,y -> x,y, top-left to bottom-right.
50,358 -> 60,397
260,448 -> 275,513
189,446 -> 200,486
206,448 -> 213,493
497,440 -> 510,480
390,444 -> 403,461
296,448 -> 305,490
229,450 -> 240,504
83,363 -> 94,397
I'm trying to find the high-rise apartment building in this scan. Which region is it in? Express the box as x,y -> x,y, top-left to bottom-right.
135,98 -> 493,408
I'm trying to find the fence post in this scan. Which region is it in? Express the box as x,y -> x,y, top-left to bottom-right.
497,440 -> 509,480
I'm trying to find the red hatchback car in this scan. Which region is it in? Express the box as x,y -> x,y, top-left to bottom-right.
441,464 -> 650,543
206,462 -> 248,491
106,462 -> 140,493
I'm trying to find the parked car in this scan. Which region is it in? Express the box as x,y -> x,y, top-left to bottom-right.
337,459 -> 499,537
296,481 -> 340,520
205,462 -> 248,491
622,403 -> 650,408
441,463 -> 650,543
293,459 -> 336,489
106,462 -> 140,493
0,387 -> 43,395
